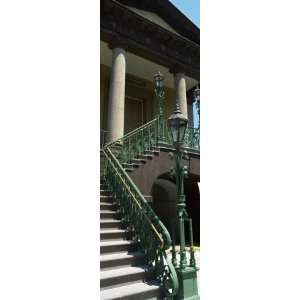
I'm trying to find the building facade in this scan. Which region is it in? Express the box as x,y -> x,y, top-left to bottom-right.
100,1 -> 200,299
100,0 -> 199,143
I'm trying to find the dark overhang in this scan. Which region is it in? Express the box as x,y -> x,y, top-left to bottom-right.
115,0 -> 200,44
101,0 -> 200,80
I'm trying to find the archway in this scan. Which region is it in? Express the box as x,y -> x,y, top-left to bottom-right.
151,173 -> 200,245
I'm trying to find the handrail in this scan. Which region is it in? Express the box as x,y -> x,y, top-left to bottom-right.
102,117 -> 179,297
105,117 -> 159,147
102,116 -> 199,297
104,148 -> 167,247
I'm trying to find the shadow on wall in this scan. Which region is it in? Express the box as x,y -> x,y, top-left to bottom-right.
151,174 -> 200,245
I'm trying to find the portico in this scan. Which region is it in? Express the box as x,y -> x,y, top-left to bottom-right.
100,0 -> 199,143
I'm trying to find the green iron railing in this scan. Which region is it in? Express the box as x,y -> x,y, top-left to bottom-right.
105,116 -> 199,164
102,116 -> 199,297
105,117 -> 160,165
184,126 -> 200,149
103,146 -> 179,297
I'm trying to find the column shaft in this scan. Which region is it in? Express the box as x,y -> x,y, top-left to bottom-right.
174,73 -> 188,118
107,47 -> 126,142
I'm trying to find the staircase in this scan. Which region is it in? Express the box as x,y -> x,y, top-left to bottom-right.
100,116 -> 199,299
100,178 -> 164,300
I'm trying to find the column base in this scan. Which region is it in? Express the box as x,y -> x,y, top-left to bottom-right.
174,267 -> 199,300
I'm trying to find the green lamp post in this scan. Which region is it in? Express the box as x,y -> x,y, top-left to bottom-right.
154,71 -> 165,116
168,104 -> 199,300
154,71 -> 167,144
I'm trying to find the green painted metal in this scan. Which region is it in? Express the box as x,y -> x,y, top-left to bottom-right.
154,71 -> 165,118
169,148 -> 189,268
105,117 -> 199,167
174,267 -> 199,300
102,102 -> 199,298
169,137 -> 199,299
103,128 -> 179,297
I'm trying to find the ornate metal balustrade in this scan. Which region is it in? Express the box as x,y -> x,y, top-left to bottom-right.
184,126 -> 200,150
102,114 -> 199,298
103,143 -> 178,297
105,117 -> 199,165
105,117 -> 159,165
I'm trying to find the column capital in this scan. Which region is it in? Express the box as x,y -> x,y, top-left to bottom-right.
169,63 -> 186,75
108,35 -> 128,51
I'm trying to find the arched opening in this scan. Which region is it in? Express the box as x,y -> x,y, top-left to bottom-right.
151,173 -> 200,245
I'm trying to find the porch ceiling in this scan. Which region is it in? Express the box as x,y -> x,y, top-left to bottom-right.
101,41 -> 199,90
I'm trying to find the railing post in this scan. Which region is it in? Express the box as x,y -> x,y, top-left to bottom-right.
171,220 -> 177,267
179,214 -> 187,268
189,218 -> 196,268
166,115 -> 199,299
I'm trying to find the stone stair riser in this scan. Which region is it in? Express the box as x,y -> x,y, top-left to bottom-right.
100,243 -> 138,254
131,159 -> 147,164
100,211 -> 118,219
100,255 -> 145,270
100,203 -> 118,210
100,270 -> 153,289
101,287 -> 162,300
100,196 -> 114,202
100,221 -> 122,229
100,190 -> 112,196
100,231 -> 129,241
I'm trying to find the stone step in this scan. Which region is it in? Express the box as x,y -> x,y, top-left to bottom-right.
100,210 -> 118,219
100,219 -> 122,229
131,158 -> 147,164
144,149 -> 159,155
100,203 -> 118,211
100,229 -> 128,241
100,190 -> 112,196
122,163 -> 140,169
100,240 -> 138,254
151,146 -> 160,151
100,266 -> 153,290
100,195 -> 113,202
137,154 -> 153,160
100,251 -> 145,270
100,281 -> 162,300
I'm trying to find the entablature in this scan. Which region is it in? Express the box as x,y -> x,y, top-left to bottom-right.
101,0 -> 200,80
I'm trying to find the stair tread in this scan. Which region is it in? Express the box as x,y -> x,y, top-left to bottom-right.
100,266 -> 147,280
101,219 -> 120,223
100,281 -> 161,300
101,240 -> 136,246
100,251 -> 144,261
100,229 -> 126,233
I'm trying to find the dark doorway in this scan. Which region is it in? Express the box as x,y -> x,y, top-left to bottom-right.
124,96 -> 144,134
151,174 -> 200,245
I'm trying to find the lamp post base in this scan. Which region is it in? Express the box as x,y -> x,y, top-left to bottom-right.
174,267 -> 199,300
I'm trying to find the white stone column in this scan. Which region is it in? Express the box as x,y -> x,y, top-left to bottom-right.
174,72 -> 188,118
107,47 -> 126,142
